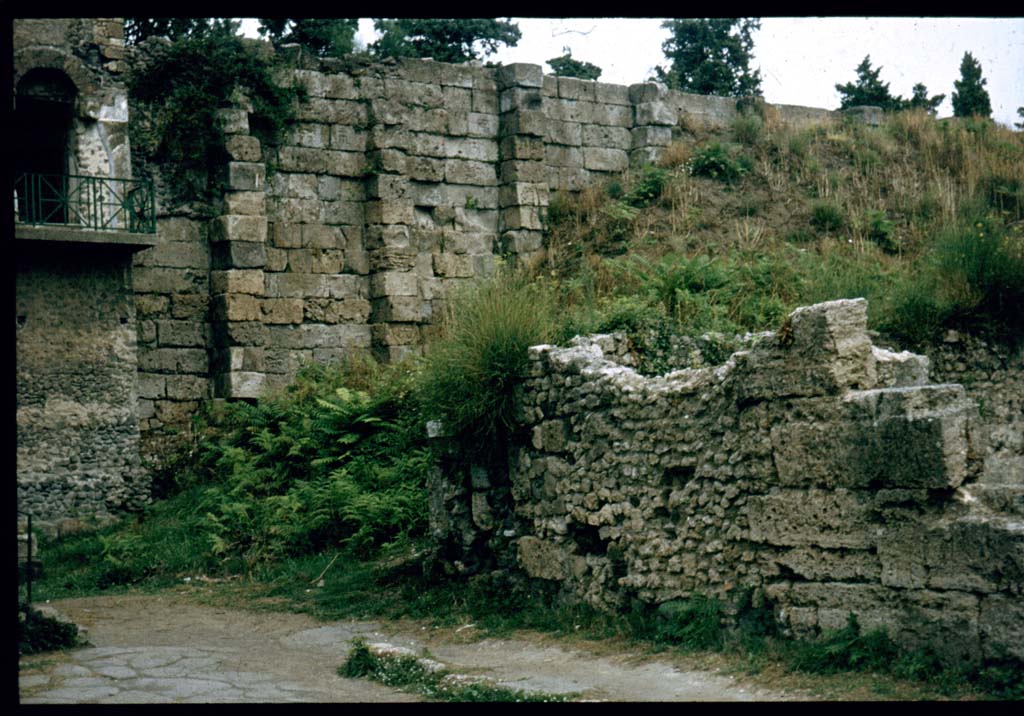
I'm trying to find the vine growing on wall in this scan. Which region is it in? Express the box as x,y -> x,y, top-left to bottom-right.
127,32 -> 305,207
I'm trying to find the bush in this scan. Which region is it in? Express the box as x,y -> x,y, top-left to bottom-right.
731,113 -> 764,146
863,208 -> 898,253
785,614 -> 899,675
653,595 -> 725,650
689,142 -> 748,183
18,603 -> 82,655
418,268 -> 556,448
623,165 -> 669,208
810,201 -> 846,233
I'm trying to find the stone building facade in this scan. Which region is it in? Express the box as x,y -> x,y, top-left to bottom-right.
15,18 -> 157,530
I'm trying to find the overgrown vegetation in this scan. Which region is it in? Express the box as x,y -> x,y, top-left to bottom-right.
128,31 -> 305,205
18,604 -> 83,655
340,637 -> 573,702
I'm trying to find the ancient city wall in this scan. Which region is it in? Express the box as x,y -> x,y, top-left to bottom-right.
130,49 -> 845,445
430,299 -> 1022,665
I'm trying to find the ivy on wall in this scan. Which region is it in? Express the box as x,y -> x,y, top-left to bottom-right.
127,32 -> 306,207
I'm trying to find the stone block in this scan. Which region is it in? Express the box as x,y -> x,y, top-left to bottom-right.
365,200 -> 414,226
467,112 -> 499,138
588,103 -> 634,127
499,135 -> 546,161
137,373 -> 165,399
228,162 -> 265,191
499,109 -> 547,138
547,120 -> 582,147
225,191 -> 266,216
322,200 -> 364,226
472,89 -> 499,114
370,271 -> 419,298
444,137 -> 498,162
499,182 -> 548,208
980,594 -> 1024,660
873,347 -> 930,387
773,547 -> 881,582
261,298 -> 304,324
324,274 -> 369,300
138,348 -> 209,375
215,346 -> 265,372
157,319 -> 206,347
329,125 -> 366,152
211,215 -> 267,243
277,146 -> 326,174
444,159 -> 498,186
301,224 -> 343,249
324,73 -> 358,100
497,63 -> 543,89
630,125 -> 673,148
370,296 -> 431,323
499,160 -> 548,184
325,150 -> 365,177
265,272 -> 327,299
214,371 -> 265,400
500,87 -> 543,114
225,135 -> 261,162
211,241 -> 266,270
501,205 -> 545,231
165,375 -> 208,401
499,230 -> 543,255
216,108 -> 249,134
371,323 -> 422,346
406,156 -> 445,183
218,321 -> 268,347
628,82 -> 668,103
212,293 -> 262,322
292,122 -> 329,149
595,82 -> 631,105
747,488 -> 874,549
134,240 -> 207,269
133,267 -> 206,294
583,147 -> 629,173
266,248 -> 288,272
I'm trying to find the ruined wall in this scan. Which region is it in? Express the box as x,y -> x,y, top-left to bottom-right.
16,245 -> 146,524
430,299 -> 1022,665
132,51 -> 849,429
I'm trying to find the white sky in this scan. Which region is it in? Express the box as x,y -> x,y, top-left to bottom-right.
239,18 -> 1024,128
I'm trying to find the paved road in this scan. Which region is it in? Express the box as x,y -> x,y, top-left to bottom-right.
19,592 -> 794,703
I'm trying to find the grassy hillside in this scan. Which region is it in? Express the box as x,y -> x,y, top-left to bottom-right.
539,108 -> 1023,352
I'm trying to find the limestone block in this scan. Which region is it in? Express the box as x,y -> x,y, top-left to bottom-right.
544,99 -> 582,124
499,109 -> 547,138
324,73 -> 358,100
138,348 -> 209,375
137,373 -> 166,399
497,63 -> 543,89
157,319 -> 205,348
367,175 -> 409,201
773,547 -> 881,582
212,293 -> 262,322
322,200 -> 364,226
406,156 -> 445,183
545,145 -> 584,168
216,108 -> 249,134
266,249 -> 288,272
261,298 -> 304,324
216,346 -> 265,372
896,589 -> 982,664
365,199 -> 413,226
214,371 -> 265,400
165,375 -> 208,401
501,205 -> 545,231
587,104 -> 634,127
472,89 -> 499,114
445,137 -> 498,162
499,135 -> 545,162
171,293 -> 210,320
265,272 -> 327,298
370,246 -> 419,272
277,146 -> 326,174
218,321 -> 269,347
499,182 -> 548,208
445,159 -> 498,186
370,271 -> 419,298
634,101 -> 677,126
292,122 -> 329,149
371,323 -> 422,346
500,87 -> 543,114
499,160 -> 548,184
134,240 -> 207,269
557,76 -> 597,102
595,83 -> 631,105
211,241 -> 266,270
533,420 -> 569,453
432,253 -> 475,278
325,150 -> 365,177
225,135 -> 262,162
630,125 -> 673,148
747,488 -> 875,549
629,82 -> 668,103
225,191 -> 266,216
873,347 -> 930,387
583,147 -> 629,173
228,162 -> 265,191
300,224 -> 343,249
467,112 -> 499,138
329,125 -> 366,152
292,69 -> 326,98
441,63 -> 475,89
443,185 -> 498,210
879,517 -> 1024,593
581,125 -> 632,150
980,594 -> 1024,660
303,298 -> 371,324
133,267 -> 206,295
517,536 -> 570,580
212,215 -> 267,243
370,296 -> 431,323
547,120 -> 583,147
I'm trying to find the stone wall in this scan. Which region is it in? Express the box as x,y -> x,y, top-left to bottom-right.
132,50 -> 848,426
430,299 -> 1022,665
16,245 -> 147,526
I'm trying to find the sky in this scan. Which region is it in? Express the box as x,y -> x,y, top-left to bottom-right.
239,18 -> 1023,128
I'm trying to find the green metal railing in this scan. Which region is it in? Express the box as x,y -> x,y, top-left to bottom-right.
14,172 -> 156,234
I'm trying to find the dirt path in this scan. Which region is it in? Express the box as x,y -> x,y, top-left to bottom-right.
19,592 -> 802,703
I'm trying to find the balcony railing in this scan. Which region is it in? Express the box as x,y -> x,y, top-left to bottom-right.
14,173 -> 156,234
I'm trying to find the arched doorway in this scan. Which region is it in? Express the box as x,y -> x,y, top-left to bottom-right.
14,68 -> 77,224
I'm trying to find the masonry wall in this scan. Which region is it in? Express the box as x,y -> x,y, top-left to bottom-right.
429,299 -> 1023,665
16,245 -> 146,523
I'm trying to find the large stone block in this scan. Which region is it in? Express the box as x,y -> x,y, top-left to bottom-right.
211,215 -> 267,243
265,272 -> 328,299
211,240 -> 266,270
156,319 -> 206,347
747,488 -> 874,549
261,298 -> 304,324
634,101 -> 677,126
583,147 -> 629,172
214,371 -> 265,400
212,293 -> 262,322
370,271 -> 419,298
517,536 -> 570,580
227,162 -> 265,191
370,296 -> 431,323
496,63 -> 543,89
444,159 -> 497,186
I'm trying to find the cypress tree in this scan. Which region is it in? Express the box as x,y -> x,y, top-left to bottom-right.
952,52 -> 992,118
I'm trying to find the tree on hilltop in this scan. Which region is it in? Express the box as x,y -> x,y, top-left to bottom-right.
835,55 -> 905,111
1015,107 -> 1023,131
547,48 -> 602,80
952,52 -> 992,118
257,19 -> 359,58
653,18 -> 762,97
905,83 -> 946,115
370,19 -> 521,64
